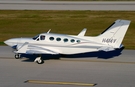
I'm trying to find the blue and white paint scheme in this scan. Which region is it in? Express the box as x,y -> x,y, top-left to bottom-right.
4,19 -> 131,64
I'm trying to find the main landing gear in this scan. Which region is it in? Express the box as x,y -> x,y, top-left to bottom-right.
34,56 -> 44,64
14,54 -> 44,64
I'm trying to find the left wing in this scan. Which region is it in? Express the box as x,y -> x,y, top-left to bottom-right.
14,42 -> 60,54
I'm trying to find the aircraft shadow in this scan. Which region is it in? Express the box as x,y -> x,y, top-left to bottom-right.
20,54 -> 61,62
20,47 -> 124,62
62,47 -> 124,59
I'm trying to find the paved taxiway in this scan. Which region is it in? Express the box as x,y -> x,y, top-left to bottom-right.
0,1 -> 135,87
0,46 -> 135,87
0,1 -> 135,10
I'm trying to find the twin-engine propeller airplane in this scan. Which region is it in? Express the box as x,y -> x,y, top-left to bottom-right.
4,19 -> 131,64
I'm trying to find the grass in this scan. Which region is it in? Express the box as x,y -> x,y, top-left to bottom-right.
0,10 -> 135,49
0,42 -> 4,45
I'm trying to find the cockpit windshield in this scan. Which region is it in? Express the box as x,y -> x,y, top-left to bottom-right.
32,35 -> 39,40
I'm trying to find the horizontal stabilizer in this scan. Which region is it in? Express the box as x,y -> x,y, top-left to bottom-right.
98,46 -> 114,52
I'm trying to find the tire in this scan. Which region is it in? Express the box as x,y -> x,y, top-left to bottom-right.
15,54 -> 20,59
36,59 -> 44,64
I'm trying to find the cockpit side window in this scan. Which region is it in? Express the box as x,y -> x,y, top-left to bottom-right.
33,35 -> 39,40
40,35 -> 45,40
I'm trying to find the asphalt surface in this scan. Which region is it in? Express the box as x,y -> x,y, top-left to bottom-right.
0,46 -> 135,87
0,1 -> 135,10
0,1 -> 135,87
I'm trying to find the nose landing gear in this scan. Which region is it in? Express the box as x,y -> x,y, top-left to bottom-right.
15,54 -> 21,59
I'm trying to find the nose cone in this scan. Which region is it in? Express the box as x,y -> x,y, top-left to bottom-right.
4,38 -> 19,47
4,38 -> 33,47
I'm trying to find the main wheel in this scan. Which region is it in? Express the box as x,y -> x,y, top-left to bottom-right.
36,59 -> 44,64
15,54 -> 20,59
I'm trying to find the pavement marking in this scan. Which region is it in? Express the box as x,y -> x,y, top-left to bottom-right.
25,80 -> 97,86
61,59 -> 135,64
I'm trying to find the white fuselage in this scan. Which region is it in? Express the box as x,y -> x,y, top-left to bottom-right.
4,33 -> 106,54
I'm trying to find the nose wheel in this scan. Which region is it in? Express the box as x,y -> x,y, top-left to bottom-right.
15,54 -> 21,59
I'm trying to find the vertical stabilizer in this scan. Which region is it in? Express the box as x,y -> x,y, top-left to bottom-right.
98,19 -> 131,48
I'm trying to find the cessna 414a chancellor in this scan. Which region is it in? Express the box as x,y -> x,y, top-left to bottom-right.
4,19 -> 131,64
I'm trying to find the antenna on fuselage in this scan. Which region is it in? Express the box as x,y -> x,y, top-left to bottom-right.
78,28 -> 87,36
47,29 -> 51,33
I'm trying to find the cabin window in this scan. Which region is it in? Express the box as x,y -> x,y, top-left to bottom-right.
56,37 -> 61,41
64,38 -> 68,42
71,39 -> 75,43
49,37 -> 54,41
40,35 -> 45,40
77,40 -> 81,43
